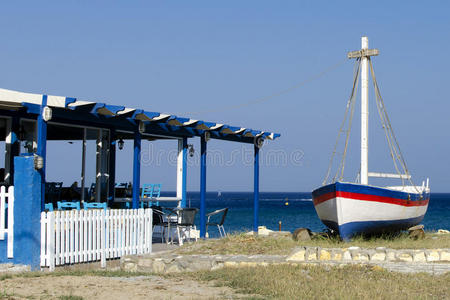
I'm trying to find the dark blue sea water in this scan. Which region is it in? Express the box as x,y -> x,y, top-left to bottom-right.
161,192 -> 450,238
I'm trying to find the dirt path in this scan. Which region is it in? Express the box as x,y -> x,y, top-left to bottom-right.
1,275 -> 244,299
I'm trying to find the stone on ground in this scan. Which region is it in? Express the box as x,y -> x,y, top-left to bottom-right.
292,228 -> 312,241
408,225 -> 425,240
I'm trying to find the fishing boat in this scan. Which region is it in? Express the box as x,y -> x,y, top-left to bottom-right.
312,37 -> 430,241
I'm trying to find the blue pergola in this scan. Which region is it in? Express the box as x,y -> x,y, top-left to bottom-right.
0,88 -> 280,237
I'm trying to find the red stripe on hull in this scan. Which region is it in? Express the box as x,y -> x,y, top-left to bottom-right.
313,191 -> 429,207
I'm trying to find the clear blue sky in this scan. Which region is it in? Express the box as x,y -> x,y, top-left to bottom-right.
0,1 -> 449,192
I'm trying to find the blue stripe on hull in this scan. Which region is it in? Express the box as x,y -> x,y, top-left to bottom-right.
323,215 -> 426,241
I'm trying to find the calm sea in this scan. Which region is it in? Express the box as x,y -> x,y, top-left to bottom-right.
160,192 -> 450,238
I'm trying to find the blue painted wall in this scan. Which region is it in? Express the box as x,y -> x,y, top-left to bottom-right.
10,155 -> 41,269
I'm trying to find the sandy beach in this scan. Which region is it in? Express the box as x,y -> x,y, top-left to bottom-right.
1,274 -> 243,300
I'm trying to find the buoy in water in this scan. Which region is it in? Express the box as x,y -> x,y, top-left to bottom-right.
284,198 -> 289,206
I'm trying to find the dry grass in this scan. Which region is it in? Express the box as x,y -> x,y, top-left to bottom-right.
2,265 -> 449,299
176,234 -> 298,255
176,232 -> 450,256
300,232 -> 450,249
185,264 -> 450,300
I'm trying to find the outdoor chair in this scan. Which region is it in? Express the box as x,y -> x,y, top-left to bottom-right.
45,182 -> 62,205
150,206 -> 167,243
152,184 -> 162,198
57,201 -> 81,210
83,202 -> 107,211
44,203 -> 54,212
88,183 -> 96,201
140,183 -> 162,207
206,208 -> 228,238
140,184 -> 153,208
141,184 -> 153,198
114,182 -> 129,198
163,208 -> 198,245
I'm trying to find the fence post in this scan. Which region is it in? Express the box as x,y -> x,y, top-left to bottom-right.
40,211 -> 46,267
100,210 -> 106,268
147,208 -> 153,254
48,212 -> 55,271
0,186 -> 5,240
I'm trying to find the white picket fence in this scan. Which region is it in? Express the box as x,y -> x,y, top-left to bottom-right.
0,186 -> 14,258
41,208 -> 152,270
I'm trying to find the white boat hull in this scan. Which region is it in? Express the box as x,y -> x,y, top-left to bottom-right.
312,182 -> 430,240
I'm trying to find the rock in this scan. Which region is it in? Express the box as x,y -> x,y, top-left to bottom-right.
348,246 -> 360,250
306,247 -> 318,260
397,252 -> 413,262
152,260 -> 166,273
343,251 -> 352,260
409,228 -> 425,240
370,252 -> 386,262
286,248 -> 306,261
292,228 -> 312,241
165,264 -> 181,273
437,229 -> 450,234
440,251 -> 450,262
258,226 -> 275,236
408,224 -> 424,231
371,265 -> 385,272
413,251 -> 426,262
319,250 -> 331,260
426,251 -> 440,262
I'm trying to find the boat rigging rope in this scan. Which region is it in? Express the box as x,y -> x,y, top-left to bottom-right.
369,59 -> 419,192
334,62 -> 359,182
322,59 -> 361,185
369,59 -> 404,185
182,59 -> 348,116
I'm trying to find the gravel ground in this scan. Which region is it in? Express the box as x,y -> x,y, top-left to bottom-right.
0,274 -> 245,299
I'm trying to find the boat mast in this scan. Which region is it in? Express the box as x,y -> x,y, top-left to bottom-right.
347,37 -> 379,185
361,37 -> 369,185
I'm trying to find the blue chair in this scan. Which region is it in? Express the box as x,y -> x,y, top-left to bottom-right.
44,203 -> 54,212
141,184 -> 154,198
83,202 -> 107,211
141,184 -> 154,208
152,184 -> 162,198
57,201 -> 81,210
152,184 -> 162,206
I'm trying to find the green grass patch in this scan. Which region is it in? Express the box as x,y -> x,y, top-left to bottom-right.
182,264 -> 450,300
176,232 -> 450,256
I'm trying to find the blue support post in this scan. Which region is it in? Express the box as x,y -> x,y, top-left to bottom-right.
253,145 -> 260,234
181,137 -> 188,208
132,131 -> 141,209
200,136 -> 207,238
108,129 -> 116,207
37,95 -> 48,212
